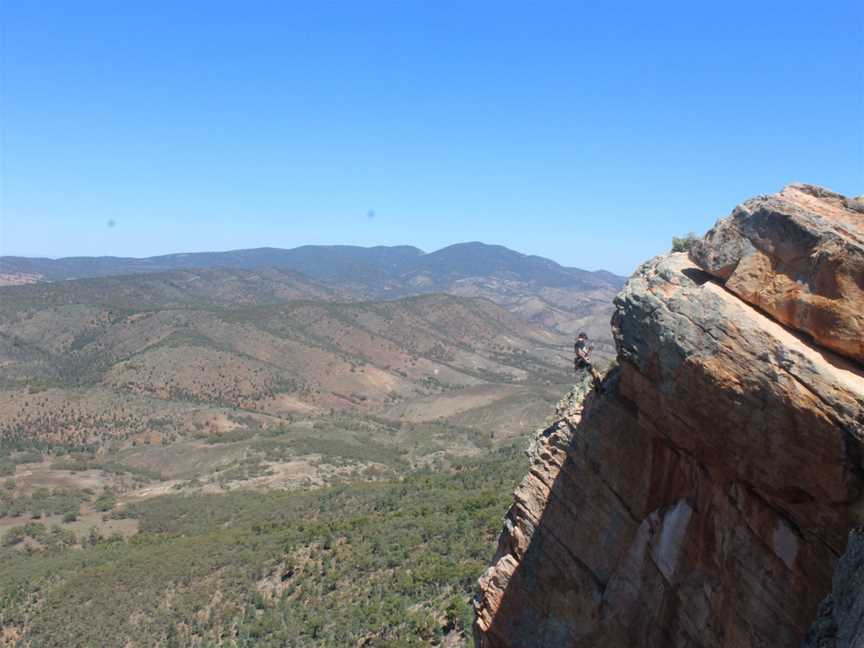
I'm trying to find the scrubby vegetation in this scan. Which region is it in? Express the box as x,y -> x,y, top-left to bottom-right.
0,262 -> 583,646
49,457 -> 163,481
0,486 -> 88,519
0,282 -> 572,449
0,444 -> 525,647
671,232 -> 700,252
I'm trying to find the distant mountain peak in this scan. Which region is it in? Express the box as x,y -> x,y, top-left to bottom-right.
0,243 -> 625,290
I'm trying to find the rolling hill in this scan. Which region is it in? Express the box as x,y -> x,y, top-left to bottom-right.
0,269 -> 575,452
1,242 -> 625,352
0,247 -> 616,647
0,243 -> 620,289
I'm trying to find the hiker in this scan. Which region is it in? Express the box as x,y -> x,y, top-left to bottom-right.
574,332 -> 602,389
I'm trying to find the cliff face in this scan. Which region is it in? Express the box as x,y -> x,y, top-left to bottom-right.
474,185 -> 864,648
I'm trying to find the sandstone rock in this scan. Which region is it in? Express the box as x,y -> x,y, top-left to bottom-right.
474,246 -> 864,647
690,183 -> 864,363
803,528 -> 864,648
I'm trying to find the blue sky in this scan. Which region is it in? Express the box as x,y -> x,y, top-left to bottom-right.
1,1 -> 861,275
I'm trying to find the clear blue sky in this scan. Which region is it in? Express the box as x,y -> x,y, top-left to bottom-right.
1,1 -> 862,275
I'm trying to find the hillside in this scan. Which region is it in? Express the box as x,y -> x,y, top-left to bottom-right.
0,246 -> 427,284
0,267 -> 348,310
0,243 -> 620,290
0,263 -> 578,646
0,273 -> 574,449
0,242 -> 614,648
0,243 -> 625,351
474,184 -> 864,647
0,445 -> 528,647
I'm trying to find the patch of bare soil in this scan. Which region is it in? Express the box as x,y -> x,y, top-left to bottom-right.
118,441 -> 247,480
13,462 -> 112,496
0,272 -> 41,286
221,458 -> 390,491
260,393 -> 321,415
376,384 -> 525,422
0,625 -> 23,648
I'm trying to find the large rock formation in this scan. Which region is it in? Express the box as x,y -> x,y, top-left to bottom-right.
691,183 -> 864,363
474,185 -> 864,647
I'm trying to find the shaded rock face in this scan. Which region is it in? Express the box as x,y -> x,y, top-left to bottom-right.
803,529 -> 864,648
474,185 -> 864,648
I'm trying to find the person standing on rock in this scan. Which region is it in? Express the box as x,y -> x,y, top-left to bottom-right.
574,332 -> 602,389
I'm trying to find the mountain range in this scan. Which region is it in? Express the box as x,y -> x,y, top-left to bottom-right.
1,242 -> 621,289
0,240 -> 624,647
1,242 -> 626,350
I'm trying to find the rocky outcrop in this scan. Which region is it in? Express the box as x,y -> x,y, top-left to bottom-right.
691,183 -> 864,363
803,528 -> 864,648
474,185 -> 864,648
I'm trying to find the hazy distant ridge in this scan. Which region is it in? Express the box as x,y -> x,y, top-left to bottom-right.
0,242 -> 624,290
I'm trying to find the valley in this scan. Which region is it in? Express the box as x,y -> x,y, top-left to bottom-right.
0,248 -> 601,647
0,278 -> 574,446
